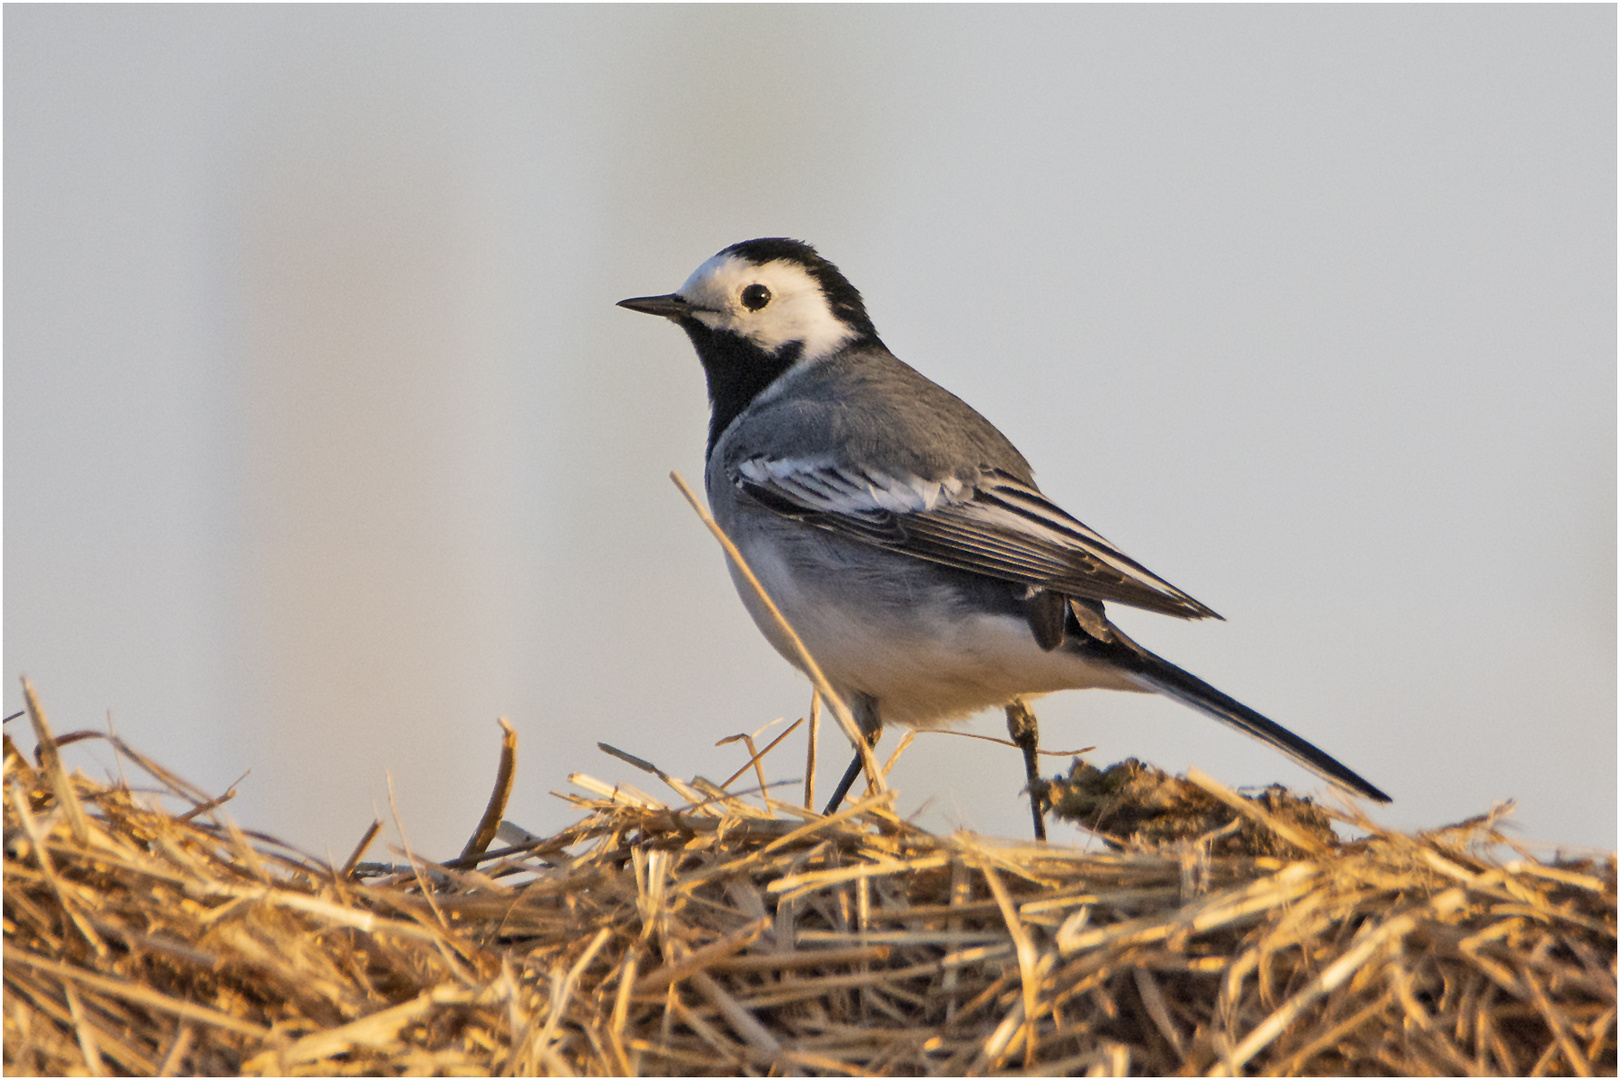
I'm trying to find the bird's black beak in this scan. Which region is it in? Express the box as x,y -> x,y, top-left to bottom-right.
617,293 -> 692,319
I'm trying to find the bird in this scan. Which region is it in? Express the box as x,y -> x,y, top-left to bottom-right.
619,237 -> 1390,839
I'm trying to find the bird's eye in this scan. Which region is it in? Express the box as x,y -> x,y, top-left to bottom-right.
740,283 -> 771,311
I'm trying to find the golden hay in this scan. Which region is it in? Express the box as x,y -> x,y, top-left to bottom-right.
4,686 -> 1615,1077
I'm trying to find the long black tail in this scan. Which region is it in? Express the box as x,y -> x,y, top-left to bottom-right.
1083,625 -> 1391,804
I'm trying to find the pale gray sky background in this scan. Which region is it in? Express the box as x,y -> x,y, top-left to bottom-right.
7,6 -> 1615,861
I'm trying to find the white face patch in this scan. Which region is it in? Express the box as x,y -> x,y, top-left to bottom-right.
677,253 -> 859,363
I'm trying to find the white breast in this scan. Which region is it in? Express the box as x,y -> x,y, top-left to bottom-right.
723,529 -> 1145,729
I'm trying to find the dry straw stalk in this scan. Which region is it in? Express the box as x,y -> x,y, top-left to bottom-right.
5,684 -> 1616,1076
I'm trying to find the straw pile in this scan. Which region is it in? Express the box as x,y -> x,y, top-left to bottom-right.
5,686 -> 1615,1077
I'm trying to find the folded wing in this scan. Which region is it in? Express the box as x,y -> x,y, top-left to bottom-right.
733,456 -> 1221,620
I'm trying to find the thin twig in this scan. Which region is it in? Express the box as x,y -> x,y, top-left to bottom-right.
669,471 -> 886,798
460,717 -> 518,862
341,820 -> 383,880
22,676 -> 89,844
720,718 -> 805,793
804,691 -> 820,811
930,728 -> 1094,756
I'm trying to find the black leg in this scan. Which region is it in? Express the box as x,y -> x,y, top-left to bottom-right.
1006,698 -> 1047,842
822,728 -> 881,816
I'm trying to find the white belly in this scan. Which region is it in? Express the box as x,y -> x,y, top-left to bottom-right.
725,537 -> 1143,729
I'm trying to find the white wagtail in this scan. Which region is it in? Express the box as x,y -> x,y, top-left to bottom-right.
620,238 -> 1390,838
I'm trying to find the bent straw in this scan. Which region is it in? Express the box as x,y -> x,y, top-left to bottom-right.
670,471 -> 887,800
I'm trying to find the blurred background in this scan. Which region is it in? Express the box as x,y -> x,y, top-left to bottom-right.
7,6 -> 1614,860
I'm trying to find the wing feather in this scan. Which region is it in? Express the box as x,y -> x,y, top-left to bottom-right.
732,457 -> 1220,620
